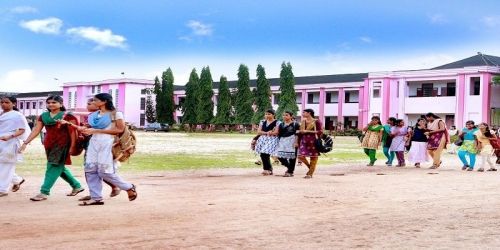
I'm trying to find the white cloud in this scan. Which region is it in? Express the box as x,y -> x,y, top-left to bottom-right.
482,16 -> 500,28
66,26 -> 127,49
428,13 -> 447,24
178,36 -> 193,42
187,20 -> 213,36
10,6 -> 38,14
360,36 -> 372,43
19,17 -> 63,34
0,69 -> 55,92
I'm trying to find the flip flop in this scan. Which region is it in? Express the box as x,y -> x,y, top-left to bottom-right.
67,188 -> 85,196
78,195 -> 92,201
127,184 -> 137,201
11,179 -> 25,192
79,200 -> 104,206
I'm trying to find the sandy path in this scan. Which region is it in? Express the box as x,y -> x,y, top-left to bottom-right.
2,161 -> 500,249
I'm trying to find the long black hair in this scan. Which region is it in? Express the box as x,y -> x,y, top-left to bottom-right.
370,116 -> 382,125
1,96 -> 19,111
46,95 -> 66,111
425,112 -> 440,119
414,117 -> 426,130
94,93 -> 116,111
480,122 -> 493,137
303,108 -> 315,117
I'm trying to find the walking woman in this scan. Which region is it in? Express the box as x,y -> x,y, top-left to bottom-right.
408,118 -> 429,168
19,95 -> 84,201
382,117 -> 396,166
457,121 -> 479,171
276,111 -> 300,177
425,113 -> 449,169
361,116 -> 384,166
475,123 -> 497,172
390,119 -> 409,167
0,96 -> 30,196
297,109 -> 323,179
255,109 -> 280,176
80,93 -> 137,205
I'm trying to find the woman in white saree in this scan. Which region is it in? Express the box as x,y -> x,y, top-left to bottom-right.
0,96 -> 30,196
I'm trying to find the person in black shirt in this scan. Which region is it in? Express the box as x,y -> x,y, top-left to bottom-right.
408,118 -> 430,168
275,111 -> 300,177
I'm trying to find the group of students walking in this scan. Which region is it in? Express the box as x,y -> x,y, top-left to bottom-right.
361,113 -> 499,171
253,108 -> 323,179
0,94 -> 137,205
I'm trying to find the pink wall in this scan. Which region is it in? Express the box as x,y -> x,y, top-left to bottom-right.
456,74 -> 466,127
381,78 -> 391,122
118,83 -> 126,111
319,88 -> 325,123
338,88 -> 344,125
482,73 -> 492,123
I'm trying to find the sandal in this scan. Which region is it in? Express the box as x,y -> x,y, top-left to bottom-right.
304,175 -> 312,179
79,200 -> 104,206
78,195 -> 92,201
30,193 -> 48,201
110,188 -> 121,197
11,179 -> 25,192
487,168 -> 498,171
67,188 -> 85,196
478,168 -> 485,172
283,173 -> 294,177
127,184 -> 137,201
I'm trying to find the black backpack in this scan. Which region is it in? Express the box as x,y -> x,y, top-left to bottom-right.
315,134 -> 333,153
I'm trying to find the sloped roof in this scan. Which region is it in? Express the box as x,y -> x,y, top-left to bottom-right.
211,73 -> 368,90
14,91 -> 63,98
432,54 -> 500,70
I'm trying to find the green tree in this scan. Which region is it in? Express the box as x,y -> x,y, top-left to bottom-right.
276,62 -> 299,119
493,75 -> 500,85
161,68 -> 175,125
252,64 -> 272,124
196,66 -> 214,125
145,95 -> 156,123
214,75 -> 232,126
153,76 -> 163,122
234,64 -> 254,125
182,68 -> 200,126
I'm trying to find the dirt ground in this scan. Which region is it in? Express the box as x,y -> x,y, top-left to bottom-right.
2,156 -> 500,249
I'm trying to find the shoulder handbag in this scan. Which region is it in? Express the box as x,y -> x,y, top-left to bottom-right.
454,133 -> 464,146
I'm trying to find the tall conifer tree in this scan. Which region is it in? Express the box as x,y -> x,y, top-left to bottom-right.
234,64 -> 253,125
252,64 -> 272,124
196,66 -> 214,124
276,62 -> 299,118
214,75 -> 232,125
162,68 -> 175,124
182,68 -> 199,125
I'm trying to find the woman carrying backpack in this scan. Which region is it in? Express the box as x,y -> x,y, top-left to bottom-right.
275,111 -> 300,177
297,109 -> 323,179
79,93 -> 137,206
19,95 -> 84,201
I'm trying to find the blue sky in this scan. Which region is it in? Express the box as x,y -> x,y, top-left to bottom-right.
1,0 -> 500,92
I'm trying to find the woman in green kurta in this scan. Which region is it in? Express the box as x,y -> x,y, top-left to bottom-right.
361,116 -> 384,166
19,95 -> 84,201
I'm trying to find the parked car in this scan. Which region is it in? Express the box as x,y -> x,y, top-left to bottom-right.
144,122 -> 170,132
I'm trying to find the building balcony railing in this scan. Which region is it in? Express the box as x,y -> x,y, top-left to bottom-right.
409,87 -> 456,97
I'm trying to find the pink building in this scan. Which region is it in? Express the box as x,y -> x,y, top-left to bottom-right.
175,54 -> 500,130
15,91 -> 62,118
48,54 -> 498,130
62,79 -> 155,127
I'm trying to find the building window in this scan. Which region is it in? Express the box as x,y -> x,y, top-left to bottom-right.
470,78 -> 480,95
441,82 -> 456,96
140,114 -> 145,126
140,97 -> 146,110
91,86 -> 96,93
307,92 -> 320,104
178,97 -> 186,107
20,102 -> 24,109
74,92 -> 77,108
108,89 -> 113,95
141,89 -> 146,94
39,101 -> 43,109
326,91 -> 338,103
373,88 -> 380,98
273,94 -> 280,105
68,92 -> 72,108
344,91 -> 359,103
115,89 -> 119,104
97,86 -> 101,93
296,92 -> 302,104
32,102 -> 36,109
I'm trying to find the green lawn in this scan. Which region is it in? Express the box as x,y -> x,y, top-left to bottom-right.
16,133 -> 376,173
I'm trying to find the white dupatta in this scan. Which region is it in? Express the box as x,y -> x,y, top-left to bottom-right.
0,110 -> 31,163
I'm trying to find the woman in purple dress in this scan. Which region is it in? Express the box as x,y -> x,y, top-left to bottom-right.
297,109 -> 323,179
